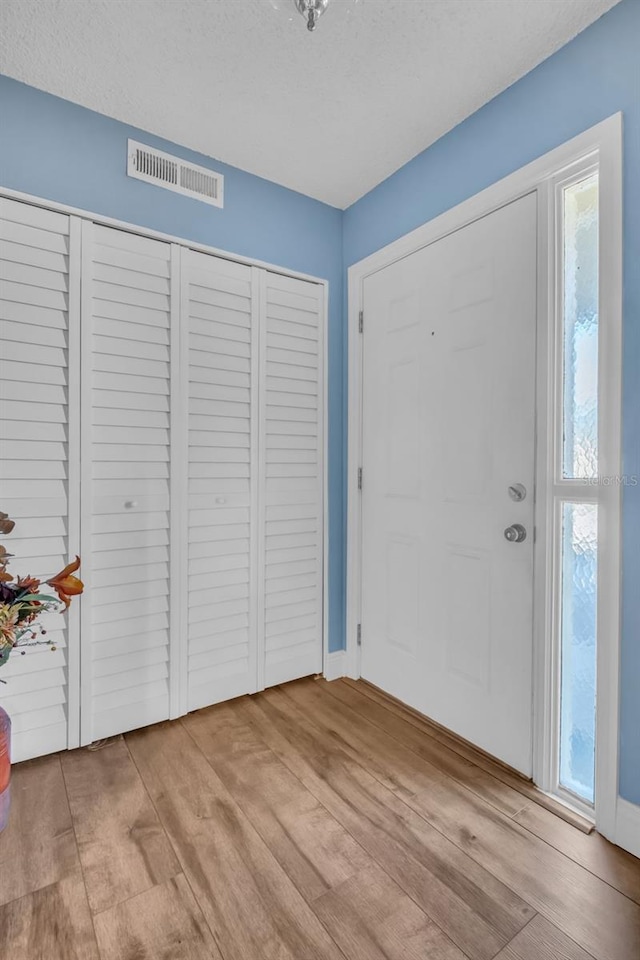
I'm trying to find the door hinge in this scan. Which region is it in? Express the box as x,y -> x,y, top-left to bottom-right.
358,310 -> 364,334
357,623 -> 362,646
357,467 -> 363,491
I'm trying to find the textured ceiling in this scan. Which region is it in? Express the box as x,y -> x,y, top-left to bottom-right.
0,0 -> 620,208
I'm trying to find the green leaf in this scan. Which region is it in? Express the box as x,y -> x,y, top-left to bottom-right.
14,594 -> 58,604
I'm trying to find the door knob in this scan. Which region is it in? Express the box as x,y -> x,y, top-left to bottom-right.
504,523 -> 527,543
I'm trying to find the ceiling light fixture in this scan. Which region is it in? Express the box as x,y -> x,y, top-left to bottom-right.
270,0 -> 362,33
294,0 -> 329,32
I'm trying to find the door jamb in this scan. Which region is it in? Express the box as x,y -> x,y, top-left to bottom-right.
346,114 -> 623,844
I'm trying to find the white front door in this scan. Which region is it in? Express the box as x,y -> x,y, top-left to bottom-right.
360,193 -> 537,775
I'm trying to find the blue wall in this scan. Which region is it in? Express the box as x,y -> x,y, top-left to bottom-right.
344,0 -> 640,805
1,0 -> 638,804
0,73 -> 346,656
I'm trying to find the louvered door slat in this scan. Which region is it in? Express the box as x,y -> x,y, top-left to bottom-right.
183,249 -> 257,711
261,272 -> 323,687
82,223 -> 173,741
0,197 -> 77,761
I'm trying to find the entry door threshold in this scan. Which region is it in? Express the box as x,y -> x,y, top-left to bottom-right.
348,678 -> 594,835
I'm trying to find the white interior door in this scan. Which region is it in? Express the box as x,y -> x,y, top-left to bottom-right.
260,272 -> 324,687
0,198 -> 79,761
182,249 -> 259,711
80,222 -> 175,742
360,193 -> 537,774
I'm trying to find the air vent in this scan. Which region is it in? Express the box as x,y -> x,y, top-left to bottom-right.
127,139 -> 224,208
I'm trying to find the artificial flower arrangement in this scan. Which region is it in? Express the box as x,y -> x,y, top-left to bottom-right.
0,511 -> 84,677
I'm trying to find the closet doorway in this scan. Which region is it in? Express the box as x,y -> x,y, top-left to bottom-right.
0,195 -> 327,761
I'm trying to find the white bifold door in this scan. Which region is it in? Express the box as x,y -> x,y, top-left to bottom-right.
80,224 -> 176,741
260,272 -> 325,687
0,199 -> 80,761
182,250 -> 259,710
0,199 -> 324,760
181,257 -> 324,712
360,194 -> 537,775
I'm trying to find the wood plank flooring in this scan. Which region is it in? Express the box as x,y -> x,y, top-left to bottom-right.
1,677 -> 638,960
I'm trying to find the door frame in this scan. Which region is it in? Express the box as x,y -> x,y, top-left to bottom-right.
0,185 -> 330,737
346,115 -> 623,843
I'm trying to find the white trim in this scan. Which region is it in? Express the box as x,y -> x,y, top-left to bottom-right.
346,114 -> 623,838
593,122 -> 624,840
346,270 -> 364,680
531,180 -> 555,797
321,282 -> 330,680
615,798 -> 640,859
323,650 -> 347,681
0,186 -> 325,288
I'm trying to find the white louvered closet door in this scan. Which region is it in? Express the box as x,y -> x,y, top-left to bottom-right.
260,272 -> 324,687
0,198 -> 80,761
1,197 -> 325,757
80,223 -> 176,742
182,249 -> 258,711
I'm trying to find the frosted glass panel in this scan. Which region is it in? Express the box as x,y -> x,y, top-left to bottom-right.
562,175 -> 598,479
559,502 -> 597,804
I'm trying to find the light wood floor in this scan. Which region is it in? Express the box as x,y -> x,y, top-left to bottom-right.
1,677 -> 639,960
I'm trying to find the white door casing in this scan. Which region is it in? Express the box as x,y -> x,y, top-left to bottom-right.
360,193 -> 537,774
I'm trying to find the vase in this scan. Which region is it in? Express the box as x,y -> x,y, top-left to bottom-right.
0,705 -> 10,833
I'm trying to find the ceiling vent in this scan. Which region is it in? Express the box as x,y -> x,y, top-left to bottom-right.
127,139 -> 224,208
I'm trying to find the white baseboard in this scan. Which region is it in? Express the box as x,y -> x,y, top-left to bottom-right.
615,797 -> 640,859
323,650 -> 347,681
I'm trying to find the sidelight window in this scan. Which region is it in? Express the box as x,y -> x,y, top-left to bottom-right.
556,170 -> 599,806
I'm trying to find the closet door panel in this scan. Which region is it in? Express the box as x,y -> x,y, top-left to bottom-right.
183,250 -> 257,711
261,273 -> 324,687
81,223 -> 173,742
0,198 -> 79,761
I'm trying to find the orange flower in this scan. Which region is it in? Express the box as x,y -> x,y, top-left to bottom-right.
0,570 -> 13,583
16,575 -> 40,593
47,556 -> 84,609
